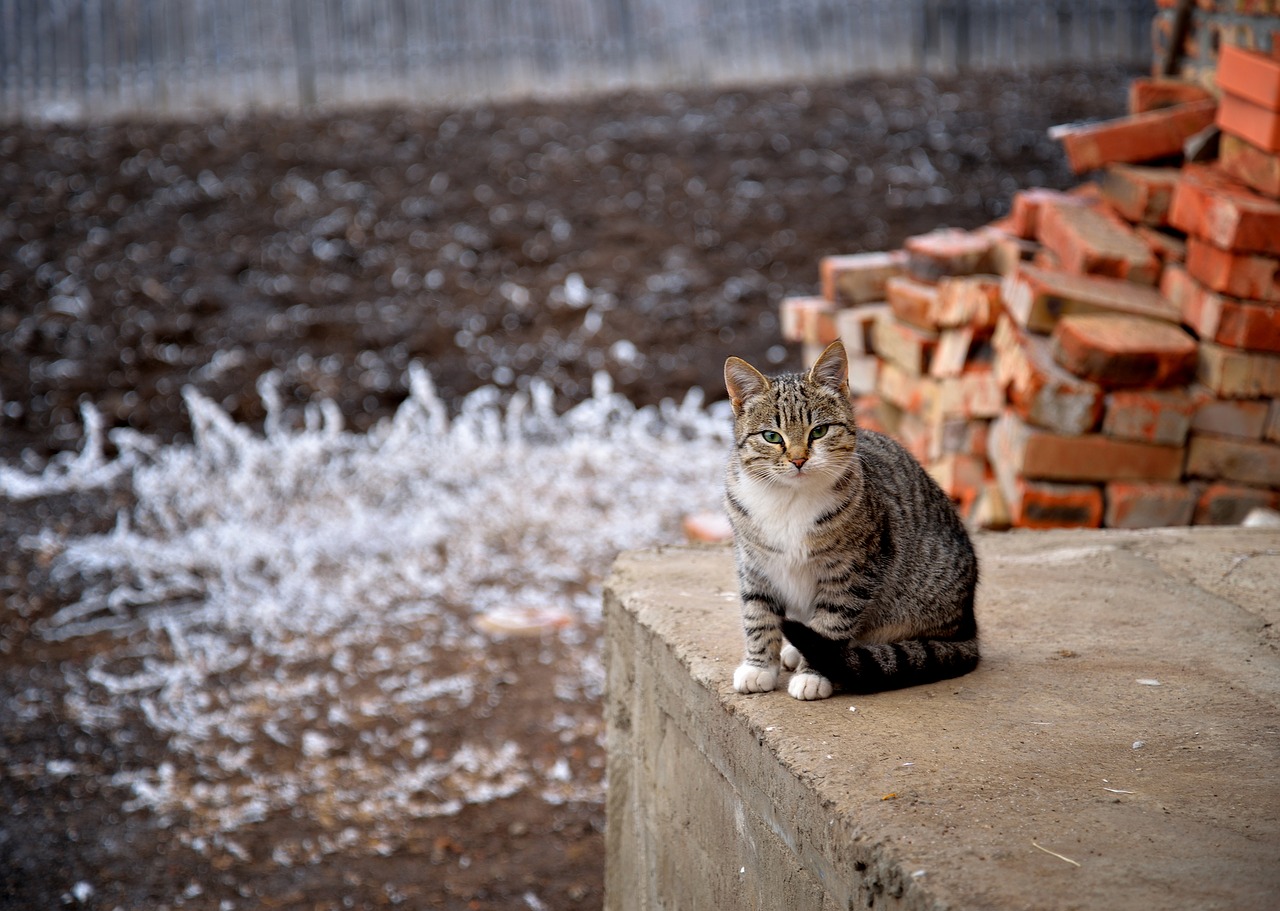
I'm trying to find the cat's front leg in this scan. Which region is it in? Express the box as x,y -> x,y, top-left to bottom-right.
733,592 -> 784,694
784,634 -> 834,700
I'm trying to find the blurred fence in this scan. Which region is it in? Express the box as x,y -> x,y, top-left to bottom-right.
1,0 -> 1153,121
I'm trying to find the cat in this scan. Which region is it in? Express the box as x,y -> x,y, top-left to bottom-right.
723,339 -> 979,700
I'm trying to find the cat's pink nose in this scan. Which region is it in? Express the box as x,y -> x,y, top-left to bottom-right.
790,457 -> 807,469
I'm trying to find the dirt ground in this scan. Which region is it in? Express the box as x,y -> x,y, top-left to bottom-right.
1,65 -> 1137,910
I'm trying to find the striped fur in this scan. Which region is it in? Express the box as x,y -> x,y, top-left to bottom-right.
724,340 -> 979,699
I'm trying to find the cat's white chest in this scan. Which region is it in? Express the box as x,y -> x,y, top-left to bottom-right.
737,477 -> 829,622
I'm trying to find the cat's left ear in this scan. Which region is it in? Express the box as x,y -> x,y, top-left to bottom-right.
809,340 -> 849,396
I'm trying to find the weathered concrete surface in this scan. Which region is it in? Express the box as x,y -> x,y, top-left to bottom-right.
604,528 -> 1280,911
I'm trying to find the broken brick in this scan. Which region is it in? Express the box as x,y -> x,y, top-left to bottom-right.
1185,433 -> 1280,488
1198,342 -> 1280,398
1185,238 -> 1280,303
1036,199 -> 1161,285
904,228 -> 995,280
886,275 -> 943,332
780,296 -> 837,346
874,313 -> 938,376
820,251 -> 907,305
1102,387 -> 1202,446
1050,313 -> 1198,388
1049,98 -> 1217,173
1180,281 -> 1280,353
1135,226 -> 1186,264
1104,481 -> 1198,528
834,303 -> 890,356
1194,481 -> 1280,525
936,275 -> 1002,332
929,327 -> 977,380
1101,164 -> 1180,225
993,316 -> 1103,435
1001,264 -> 1180,333
1008,188 -> 1091,239
1220,133 -> 1280,200
1168,164 -> 1280,256
1127,77 -> 1214,115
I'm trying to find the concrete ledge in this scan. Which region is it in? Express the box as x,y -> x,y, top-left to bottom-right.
604,528 -> 1280,910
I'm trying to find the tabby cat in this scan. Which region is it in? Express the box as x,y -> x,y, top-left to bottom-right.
723,339 -> 979,700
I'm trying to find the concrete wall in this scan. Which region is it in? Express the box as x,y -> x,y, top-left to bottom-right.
604,529 -> 1280,911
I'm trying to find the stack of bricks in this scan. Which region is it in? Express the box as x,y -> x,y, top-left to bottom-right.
780,40 -> 1280,530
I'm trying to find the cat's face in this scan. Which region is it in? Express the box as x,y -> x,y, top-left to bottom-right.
725,341 -> 857,488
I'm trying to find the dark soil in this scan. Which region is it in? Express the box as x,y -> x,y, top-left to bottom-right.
1,65 -> 1137,910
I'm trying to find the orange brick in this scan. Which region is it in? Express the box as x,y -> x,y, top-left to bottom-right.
1218,92 -> 1280,154
1050,313 -> 1198,388
929,326 -> 978,379
993,316 -> 1103,435
904,228 -> 995,280
876,360 -> 931,414
1197,342 -> 1280,398
1160,263 -> 1198,313
1008,188 -> 1091,239
1005,478 -> 1104,529
1186,238 -> 1280,303
1104,481 -> 1198,528
1180,282 -> 1280,353
1135,226 -> 1186,264
935,275 -> 1002,332
1101,164 -> 1180,225
1001,264 -> 1181,333
1168,164 -> 1280,256
834,303 -> 890,356
820,251 -> 907,305
1217,45 -> 1280,113
1186,433 -> 1280,487
874,313 -> 938,376
927,366 -> 1004,423
1192,393 -> 1271,439
990,410 -> 1185,483
1049,99 -> 1218,173
927,453 -> 987,512
780,296 -> 837,346
1220,133 -> 1280,199
886,276 -> 943,331
1194,481 -> 1280,525
1036,200 -> 1161,285
1127,77 -> 1214,115
1103,388 -> 1202,446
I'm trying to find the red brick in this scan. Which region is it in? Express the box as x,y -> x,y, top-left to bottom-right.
1218,92 -> 1280,153
904,228 -> 995,280
993,316 -> 1103,435
928,366 -> 1004,422
929,327 -> 977,379
820,251 -> 907,305
1036,199 -> 1161,285
780,296 -> 837,346
936,275 -> 1002,331
1168,164 -> 1280,255
927,453 -> 987,513
990,410 -> 1186,483
1001,264 -> 1181,333
1185,238 -> 1280,303
1104,481 -> 1198,528
1267,399 -> 1280,443
874,313 -> 938,376
1128,77 -> 1214,114
986,231 -> 1037,276
1101,165 -> 1180,225
1180,282 -> 1280,353
1049,98 -> 1218,173
1050,313 -> 1198,388
1008,188 -> 1091,239
1135,226 -> 1187,264
886,276 -> 943,331
1198,342 -> 1280,397
1186,433 -> 1280,487
928,417 -> 990,463
876,360 -> 931,414
1194,481 -> 1279,525
1160,263 -> 1198,314
1006,478 -> 1105,529
1192,393 -> 1271,439
1220,133 -> 1280,199
834,303 -> 890,356
1217,44 -> 1280,113
1103,387 -> 1202,446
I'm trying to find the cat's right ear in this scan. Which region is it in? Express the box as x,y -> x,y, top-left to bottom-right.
725,357 -> 769,415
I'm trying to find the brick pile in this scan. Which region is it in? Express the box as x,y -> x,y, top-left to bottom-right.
780,38 -> 1280,530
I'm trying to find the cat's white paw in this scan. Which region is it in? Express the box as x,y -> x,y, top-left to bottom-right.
787,672 -> 834,701
733,664 -> 778,694
780,643 -> 802,671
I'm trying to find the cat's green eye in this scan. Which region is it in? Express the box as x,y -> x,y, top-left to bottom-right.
809,425 -> 829,441
761,430 -> 784,445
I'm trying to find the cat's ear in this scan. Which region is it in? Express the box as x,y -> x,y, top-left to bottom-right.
725,357 -> 769,415
809,340 -> 849,395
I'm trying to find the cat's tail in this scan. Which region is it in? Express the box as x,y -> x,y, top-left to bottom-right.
781,620 -> 979,693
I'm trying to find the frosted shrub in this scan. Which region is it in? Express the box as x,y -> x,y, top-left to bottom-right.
5,366 -> 732,861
